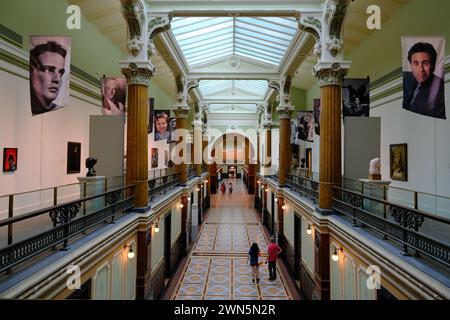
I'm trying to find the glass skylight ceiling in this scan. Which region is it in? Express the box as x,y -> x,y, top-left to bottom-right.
199,80 -> 268,99
171,16 -> 298,67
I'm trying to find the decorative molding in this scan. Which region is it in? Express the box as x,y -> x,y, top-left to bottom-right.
175,75 -> 199,105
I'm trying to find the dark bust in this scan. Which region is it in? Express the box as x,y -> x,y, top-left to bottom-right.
86,157 -> 97,177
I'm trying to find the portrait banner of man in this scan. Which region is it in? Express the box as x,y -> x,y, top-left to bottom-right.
402,37 -> 446,119
296,111 -> 314,143
101,77 -> 127,115
342,78 -> 370,118
29,36 -> 71,116
148,98 -> 154,134
168,117 -> 177,143
313,99 -> 321,136
154,110 -> 171,141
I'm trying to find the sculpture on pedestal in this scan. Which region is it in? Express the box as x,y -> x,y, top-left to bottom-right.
86,157 -> 97,177
369,158 -> 381,180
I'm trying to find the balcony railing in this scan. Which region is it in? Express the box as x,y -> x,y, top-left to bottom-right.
0,185 -> 135,273
342,177 -> 450,220
332,186 -> 450,267
285,172 -> 319,204
148,168 -> 179,201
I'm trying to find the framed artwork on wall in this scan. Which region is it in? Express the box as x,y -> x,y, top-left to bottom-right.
3,148 -> 18,172
151,148 -> 158,168
67,142 -> 81,174
390,143 -> 407,181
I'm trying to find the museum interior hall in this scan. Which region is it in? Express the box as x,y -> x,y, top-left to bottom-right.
0,0 -> 449,301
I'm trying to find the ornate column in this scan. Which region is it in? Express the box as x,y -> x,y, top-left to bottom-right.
193,115 -> 203,177
120,0 -> 171,299
299,0 -> 351,210
261,103 -> 272,176
299,0 -> 351,300
269,76 -> 294,187
173,76 -> 199,186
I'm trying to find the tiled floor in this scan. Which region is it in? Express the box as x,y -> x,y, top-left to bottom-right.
171,178 -> 294,300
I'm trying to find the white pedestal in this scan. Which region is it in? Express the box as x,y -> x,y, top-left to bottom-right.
358,179 -> 391,216
78,176 -> 105,215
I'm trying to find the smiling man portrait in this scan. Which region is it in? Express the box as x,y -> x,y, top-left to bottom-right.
402,38 -> 446,119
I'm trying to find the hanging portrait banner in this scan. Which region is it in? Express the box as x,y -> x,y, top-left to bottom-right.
29,36 -> 71,116
313,99 -> 321,136
342,78 -> 370,118
402,36 -> 446,119
101,77 -> 127,115
295,111 -> 314,143
154,110 -> 171,141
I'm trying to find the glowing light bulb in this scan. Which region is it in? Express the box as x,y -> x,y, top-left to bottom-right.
307,225 -> 312,235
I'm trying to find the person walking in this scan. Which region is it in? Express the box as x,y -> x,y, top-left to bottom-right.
220,182 -> 226,194
266,237 -> 282,281
229,182 -> 233,194
247,242 -> 261,283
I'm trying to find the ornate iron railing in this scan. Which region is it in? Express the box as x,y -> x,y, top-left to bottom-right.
332,187 -> 450,267
148,168 -> 179,201
187,165 -> 196,180
0,185 -> 135,273
285,172 -> 319,203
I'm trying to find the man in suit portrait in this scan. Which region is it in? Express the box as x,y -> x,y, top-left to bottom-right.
403,41 -> 445,119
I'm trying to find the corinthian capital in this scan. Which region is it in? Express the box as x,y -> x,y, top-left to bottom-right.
313,61 -> 350,87
269,76 -> 294,111
121,61 -> 154,86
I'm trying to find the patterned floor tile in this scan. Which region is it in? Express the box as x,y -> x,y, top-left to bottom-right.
259,285 -> 288,297
208,274 -> 230,284
175,295 -> 202,300
183,274 -> 207,284
204,295 -> 230,300
178,284 -> 205,296
233,284 -> 258,296
186,264 -> 209,274
233,274 -> 255,284
206,284 -> 231,296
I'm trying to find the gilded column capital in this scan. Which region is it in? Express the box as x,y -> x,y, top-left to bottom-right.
313,61 -> 350,87
277,108 -> 294,120
120,61 -> 154,86
173,105 -> 190,119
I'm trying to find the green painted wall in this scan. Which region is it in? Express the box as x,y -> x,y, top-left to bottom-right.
345,0 -> 450,80
0,0 -> 173,105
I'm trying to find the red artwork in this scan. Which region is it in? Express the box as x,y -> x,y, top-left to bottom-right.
3,148 -> 18,172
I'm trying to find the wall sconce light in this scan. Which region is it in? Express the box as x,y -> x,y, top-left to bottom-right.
306,224 -> 312,235
331,247 -> 342,262
274,198 -> 278,202
154,221 -> 160,233
179,203 -> 184,209
205,180 -> 208,183
196,188 -> 200,192
125,245 -> 135,259
257,181 -> 260,184
282,205 -> 286,210
188,197 -> 191,201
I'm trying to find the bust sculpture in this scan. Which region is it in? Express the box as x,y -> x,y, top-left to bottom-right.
369,158 -> 381,180
86,157 -> 97,177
